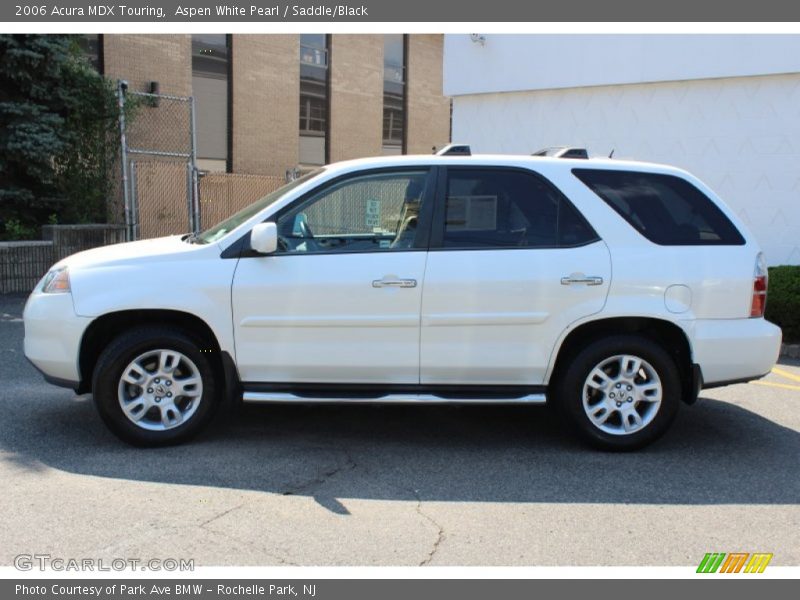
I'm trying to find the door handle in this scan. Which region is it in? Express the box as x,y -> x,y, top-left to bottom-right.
561,275 -> 604,286
372,278 -> 417,288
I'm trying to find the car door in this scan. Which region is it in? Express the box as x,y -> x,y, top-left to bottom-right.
232,167 -> 435,385
420,166 -> 612,386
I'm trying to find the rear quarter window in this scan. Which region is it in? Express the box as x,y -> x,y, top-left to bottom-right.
572,169 -> 745,246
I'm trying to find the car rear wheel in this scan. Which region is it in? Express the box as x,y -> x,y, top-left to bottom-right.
555,335 -> 680,451
92,326 -> 218,446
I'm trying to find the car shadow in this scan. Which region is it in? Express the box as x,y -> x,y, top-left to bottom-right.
3,291 -> 798,510
2,382 -> 798,509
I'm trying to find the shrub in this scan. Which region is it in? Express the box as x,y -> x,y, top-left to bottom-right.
766,266 -> 800,343
3,218 -> 36,239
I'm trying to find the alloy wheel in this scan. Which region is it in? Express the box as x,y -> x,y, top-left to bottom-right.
581,354 -> 663,436
117,349 -> 203,431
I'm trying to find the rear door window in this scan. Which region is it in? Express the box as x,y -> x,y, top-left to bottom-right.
573,169 -> 745,246
440,168 -> 598,249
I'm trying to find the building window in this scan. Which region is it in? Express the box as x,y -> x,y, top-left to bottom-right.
382,34 -> 406,155
299,34 -> 329,166
192,34 -> 230,172
77,34 -> 102,72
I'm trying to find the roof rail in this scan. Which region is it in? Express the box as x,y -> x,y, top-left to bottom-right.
532,146 -> 589,159
435,143 -> 471,156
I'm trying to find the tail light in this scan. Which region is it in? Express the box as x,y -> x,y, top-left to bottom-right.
750,252 -> 768,317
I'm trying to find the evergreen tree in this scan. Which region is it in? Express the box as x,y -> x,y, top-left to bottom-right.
0,35 -> 119,239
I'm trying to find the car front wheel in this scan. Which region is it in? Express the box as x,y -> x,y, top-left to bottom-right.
92,326 -> 219,446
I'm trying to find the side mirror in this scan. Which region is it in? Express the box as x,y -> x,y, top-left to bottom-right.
250,222 -> 278,255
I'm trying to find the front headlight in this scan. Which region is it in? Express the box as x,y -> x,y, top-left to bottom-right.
41,266 -> 71,294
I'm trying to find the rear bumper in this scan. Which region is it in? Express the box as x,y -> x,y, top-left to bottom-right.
691,317 -> 782,386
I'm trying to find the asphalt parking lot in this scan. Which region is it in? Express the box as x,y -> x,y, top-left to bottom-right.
0,293 -> 797,567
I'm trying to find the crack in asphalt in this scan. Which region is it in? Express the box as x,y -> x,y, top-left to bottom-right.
202,526 -> 298,566
198,503 -> 297,565
412,488 -> 445,566
280,451 -> 357,496
199,503 -> 245,528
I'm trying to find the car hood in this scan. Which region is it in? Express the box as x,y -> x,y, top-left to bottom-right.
56,235 -> 204,270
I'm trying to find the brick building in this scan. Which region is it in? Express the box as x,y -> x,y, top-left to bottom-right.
89,34 -> 451,177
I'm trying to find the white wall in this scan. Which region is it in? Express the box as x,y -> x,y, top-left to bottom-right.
452,73 -> 800,265
444,34 -> 800,96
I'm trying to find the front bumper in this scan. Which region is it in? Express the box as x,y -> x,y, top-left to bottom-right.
23,291 -> 91,388
691,317 -> 782,386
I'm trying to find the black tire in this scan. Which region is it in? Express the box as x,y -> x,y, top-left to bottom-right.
554,335 -> 681,451
92,326 -> 220,447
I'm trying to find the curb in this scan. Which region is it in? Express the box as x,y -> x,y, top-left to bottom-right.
781,344 -> 800,359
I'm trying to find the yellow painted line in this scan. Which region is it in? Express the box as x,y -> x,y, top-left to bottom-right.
771,367 -> 800,384
751,380 -> 800,392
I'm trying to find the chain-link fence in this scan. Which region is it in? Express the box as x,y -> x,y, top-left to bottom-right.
301,174 -> 419,235
118,81 -> 297,240
130,161 -> 196,239
198,172 -> 286,230
118,82 -> 198,240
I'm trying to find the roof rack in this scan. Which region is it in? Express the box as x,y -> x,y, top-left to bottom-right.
532,146 -> 589,159
435,143 -> 471,156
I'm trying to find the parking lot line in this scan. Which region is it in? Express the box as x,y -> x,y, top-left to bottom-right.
771,367 -> 800,384
751,380 -> 800,392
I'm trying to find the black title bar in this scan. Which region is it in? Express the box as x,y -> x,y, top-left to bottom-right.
4,0 -> 800,22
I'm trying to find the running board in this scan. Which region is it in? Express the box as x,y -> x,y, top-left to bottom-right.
241,392 -> 547,405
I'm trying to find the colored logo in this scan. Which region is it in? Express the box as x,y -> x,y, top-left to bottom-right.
697,552 -> 773,573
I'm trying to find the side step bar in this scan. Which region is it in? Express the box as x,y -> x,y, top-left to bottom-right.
242,392 -> 547,405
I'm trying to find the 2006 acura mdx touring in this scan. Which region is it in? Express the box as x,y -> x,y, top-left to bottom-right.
23,153 -> 782,450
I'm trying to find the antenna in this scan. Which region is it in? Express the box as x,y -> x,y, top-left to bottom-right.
608,149 -> 615,158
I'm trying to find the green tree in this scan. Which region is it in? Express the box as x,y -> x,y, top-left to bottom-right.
0,35 -> 119,239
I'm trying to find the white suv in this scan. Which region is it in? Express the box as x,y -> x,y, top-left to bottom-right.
23,154 -> 782,450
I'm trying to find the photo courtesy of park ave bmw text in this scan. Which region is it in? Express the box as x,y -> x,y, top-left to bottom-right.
0,0 -> 798,594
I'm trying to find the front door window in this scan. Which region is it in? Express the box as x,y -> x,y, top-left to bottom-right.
275,170 -> 430,254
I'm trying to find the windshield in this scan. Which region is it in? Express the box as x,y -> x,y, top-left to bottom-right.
194,169 -> 325,244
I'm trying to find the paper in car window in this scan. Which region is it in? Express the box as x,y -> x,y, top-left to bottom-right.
447,196 -> 498,231
365,198 -> 381,228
